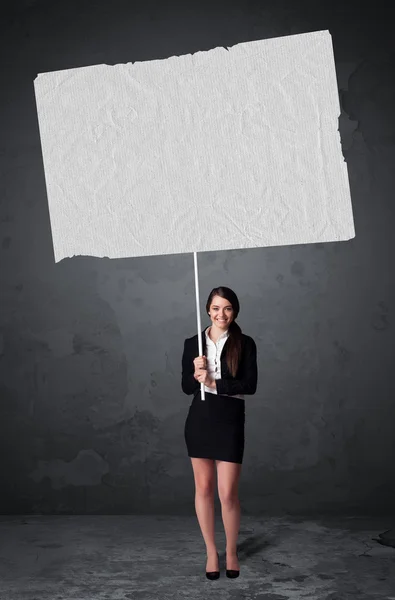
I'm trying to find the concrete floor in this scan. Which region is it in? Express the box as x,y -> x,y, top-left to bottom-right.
0,514 -> 394,599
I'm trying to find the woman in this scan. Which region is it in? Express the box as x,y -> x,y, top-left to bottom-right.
181,286 -> 258,580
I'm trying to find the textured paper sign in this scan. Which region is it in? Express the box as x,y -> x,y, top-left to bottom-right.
34,30 -> 354,263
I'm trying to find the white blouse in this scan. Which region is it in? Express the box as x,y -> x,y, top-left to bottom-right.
203,326 -> 244,399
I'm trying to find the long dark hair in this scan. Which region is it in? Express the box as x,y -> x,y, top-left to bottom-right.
205,286 -> 242,378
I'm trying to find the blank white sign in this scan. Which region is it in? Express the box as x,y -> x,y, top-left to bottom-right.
34,29 -> 355,263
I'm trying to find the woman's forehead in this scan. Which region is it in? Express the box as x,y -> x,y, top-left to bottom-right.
210,296 -> 232,307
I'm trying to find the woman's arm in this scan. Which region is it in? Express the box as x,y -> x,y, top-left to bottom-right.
215,337 -> 258,395
181,339 -> 200,395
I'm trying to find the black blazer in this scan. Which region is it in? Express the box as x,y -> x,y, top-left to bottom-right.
181,329 -> 258,397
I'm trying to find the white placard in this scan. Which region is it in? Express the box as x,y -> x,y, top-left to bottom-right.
34,30 -> 354,263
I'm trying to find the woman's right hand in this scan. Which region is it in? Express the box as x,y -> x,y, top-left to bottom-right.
193,355 -> 207,378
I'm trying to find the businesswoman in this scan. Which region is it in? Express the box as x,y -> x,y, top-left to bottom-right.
181,286 -> 258,580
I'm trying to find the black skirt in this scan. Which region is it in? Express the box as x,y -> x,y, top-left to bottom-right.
184,391 -> 245,464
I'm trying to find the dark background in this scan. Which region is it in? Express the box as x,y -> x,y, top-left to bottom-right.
0,0 -> 394,515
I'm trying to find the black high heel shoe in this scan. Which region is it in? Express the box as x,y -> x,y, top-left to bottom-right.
226,551 -> 240,578
206,551 -> 220,580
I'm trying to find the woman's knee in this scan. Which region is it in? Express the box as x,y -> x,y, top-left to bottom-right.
191,458 -> 215,496
196,482 -> 215,497
218,488 -> 239,506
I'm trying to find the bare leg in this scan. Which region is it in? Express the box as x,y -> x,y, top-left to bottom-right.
190,457 -> 219,571
217,460 -> 242,570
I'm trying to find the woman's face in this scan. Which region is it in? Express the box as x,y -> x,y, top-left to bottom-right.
208,295 -> 234,329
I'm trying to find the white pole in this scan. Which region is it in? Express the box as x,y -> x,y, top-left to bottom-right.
193,252 -> 205,401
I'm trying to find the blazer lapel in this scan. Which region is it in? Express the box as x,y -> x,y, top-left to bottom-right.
220,337 -> 229,374
201,329 -> 206,354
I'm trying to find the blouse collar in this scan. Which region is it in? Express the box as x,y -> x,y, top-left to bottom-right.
205,326 -> 229,342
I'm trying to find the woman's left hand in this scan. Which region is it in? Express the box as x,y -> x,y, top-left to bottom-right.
194,369 -> 213,386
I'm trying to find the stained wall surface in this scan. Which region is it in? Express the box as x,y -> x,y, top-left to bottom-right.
0,0 -> 394,514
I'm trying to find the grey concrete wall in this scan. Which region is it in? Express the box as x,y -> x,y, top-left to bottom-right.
0,0 -> 394,515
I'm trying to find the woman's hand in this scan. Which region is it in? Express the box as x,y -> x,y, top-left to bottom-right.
194,369 -> 213,386
193,355 -> 207,373
193,355 -> 215,387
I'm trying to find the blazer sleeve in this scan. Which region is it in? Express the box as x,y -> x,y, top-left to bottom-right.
215,337 -> 258,396
181,339 -> 200,395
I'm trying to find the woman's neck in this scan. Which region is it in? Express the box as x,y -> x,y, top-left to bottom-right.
208,324 -> 229,343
